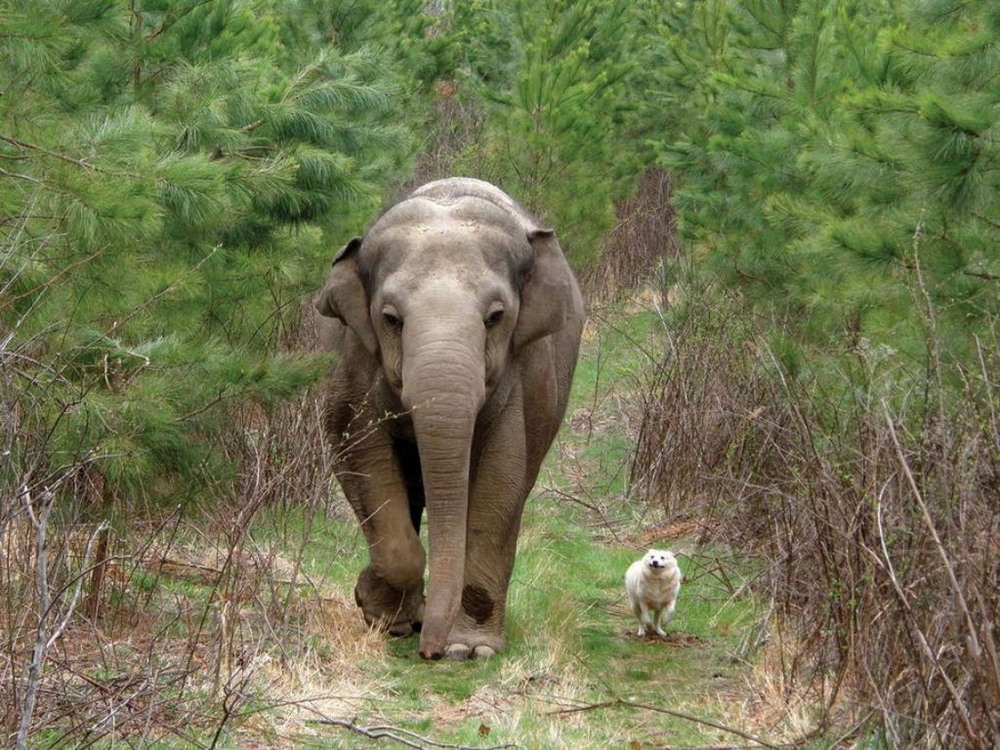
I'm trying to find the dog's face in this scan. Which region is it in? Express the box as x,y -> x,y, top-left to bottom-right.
643,549 -> 676,571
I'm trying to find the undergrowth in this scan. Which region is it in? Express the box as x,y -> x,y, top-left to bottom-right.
7,268 -> 997,748
631,269 -> 1000,748
2,294 -> 773,749
8,167 -> 994,747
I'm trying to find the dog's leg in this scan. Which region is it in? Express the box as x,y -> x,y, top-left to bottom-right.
653,607 -> 667,637
636,602 -> 651,637
630,595 -> 645,637
655,601 -> 676,637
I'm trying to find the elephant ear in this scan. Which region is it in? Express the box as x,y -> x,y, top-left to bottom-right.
514,229 -> 575,352
315,237 -> 378,355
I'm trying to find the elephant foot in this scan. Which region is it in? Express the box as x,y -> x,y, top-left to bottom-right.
440,618 -> 505,661
354,566 -> 424,637
445,643 -> 496,661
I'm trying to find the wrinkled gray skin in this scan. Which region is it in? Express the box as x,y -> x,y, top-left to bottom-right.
316,178 -> 584,660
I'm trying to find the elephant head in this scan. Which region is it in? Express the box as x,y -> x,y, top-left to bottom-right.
316,178 -> 577,659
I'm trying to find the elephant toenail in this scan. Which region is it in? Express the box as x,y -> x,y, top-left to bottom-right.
472,645 -> 496,660
445,643 -> 471,660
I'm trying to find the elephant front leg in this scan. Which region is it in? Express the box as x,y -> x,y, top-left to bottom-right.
354,564 -> 424,637
443,410 -> 529,660
334,430 -> 426,637
443,539 -> 518,659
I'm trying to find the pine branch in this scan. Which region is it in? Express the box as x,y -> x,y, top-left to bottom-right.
0,133 -> 142,179
0,166 -> 42,184
974,212 -> 1000,230
0,250 -> 104,312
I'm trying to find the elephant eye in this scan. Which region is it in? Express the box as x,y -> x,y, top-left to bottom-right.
382,308 -> 403,332
484,307 -> 505,329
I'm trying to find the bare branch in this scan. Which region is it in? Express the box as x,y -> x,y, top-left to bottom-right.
310,717 -> 519,750
546,698 -> 784,749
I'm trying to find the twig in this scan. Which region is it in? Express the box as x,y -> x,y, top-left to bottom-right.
546,698 -> 783,748
14,475 -> 114,749
961,269 -> 1000,282
15,488 -> 109,747
45,520 -> 110,648
542,485 -> 628,544
151,554 -> 317,587
16,486 -> 54,750
311,717 -> 519,749
869,447 -> 981,748
883,403 -> 983,663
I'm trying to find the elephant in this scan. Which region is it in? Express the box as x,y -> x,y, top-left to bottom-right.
315,177 -> 584,660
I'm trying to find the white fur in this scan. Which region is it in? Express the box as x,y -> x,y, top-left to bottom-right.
625,549 -> 682,637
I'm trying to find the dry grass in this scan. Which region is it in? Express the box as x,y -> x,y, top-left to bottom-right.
0,331 -> 401,748
629,286 -> 1000,748
2,483 -> 393,747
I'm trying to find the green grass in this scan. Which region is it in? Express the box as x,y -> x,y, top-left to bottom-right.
292,302 -> 768,749
306,498 -> 762,748
64,302 -> 768,749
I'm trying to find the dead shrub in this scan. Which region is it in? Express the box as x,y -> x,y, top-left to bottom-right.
0,304 -> 362,746
631,290 -> 1000,748
579,167 -> 680,304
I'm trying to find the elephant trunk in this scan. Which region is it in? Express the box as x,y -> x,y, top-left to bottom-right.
400,320 -> 486,660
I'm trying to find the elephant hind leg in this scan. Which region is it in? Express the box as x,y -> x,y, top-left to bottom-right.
393,438 -> 426,532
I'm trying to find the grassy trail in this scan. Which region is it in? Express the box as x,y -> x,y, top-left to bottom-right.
22,304 -> 770,748
280,305 -> 769,749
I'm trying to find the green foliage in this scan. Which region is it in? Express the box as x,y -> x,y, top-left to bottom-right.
646,0 -> 999,387
274,0 -> 449,88
440,0 -> 646,268
1,0 -> 413,507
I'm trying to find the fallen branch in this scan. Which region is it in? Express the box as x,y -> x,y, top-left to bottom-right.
547,698 -> 783,749
310,717 -> 519,750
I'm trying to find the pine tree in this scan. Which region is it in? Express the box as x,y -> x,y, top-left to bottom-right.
1,0 -> 413,510
646,0 -> 999,388
442,0 -> 645,268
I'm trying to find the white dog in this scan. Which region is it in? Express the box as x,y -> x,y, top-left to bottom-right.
625,549 -> 682,638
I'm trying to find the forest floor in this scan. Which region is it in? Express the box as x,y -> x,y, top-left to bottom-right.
27,299 -> 809,749
234,299 -> 793,749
